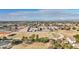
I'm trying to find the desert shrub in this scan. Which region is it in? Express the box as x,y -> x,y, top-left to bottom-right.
39,38 -> 49,43
53,43 -> 61,49
72,27 -> 76,30
62,43 -> 73,49
0,38 -> 2,40
77,29 -> 79,31
3,37 -> 8,40
36,34 -> 39,39
73,34 -> 79,43
8,34 -> 16,36
32,37 -> 49,43
22,36 -> 28,41
11,40 -> 22,45
49,39 -> 74,49
29,34 -> 35,39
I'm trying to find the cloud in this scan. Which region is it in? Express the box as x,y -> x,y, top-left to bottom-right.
0,9 -> 79,21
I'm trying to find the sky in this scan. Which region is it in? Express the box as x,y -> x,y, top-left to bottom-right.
0,9 -> 79,21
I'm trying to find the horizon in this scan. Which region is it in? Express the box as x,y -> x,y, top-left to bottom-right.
0,9 -> 79,21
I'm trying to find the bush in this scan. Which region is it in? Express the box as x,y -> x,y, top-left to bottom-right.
63,43 -> 73,49
49,39 -> 74,49
36,34 -> 39,39
22,36 -> 28,41
31,37 -> 49,43
73,34 -> 79,43
29,34 -> 35,39
12,40 -> 22,45
54,43 -> 61,49
8,34 -> 16,36
39,38 -> 49,43
3,37 -> 8,40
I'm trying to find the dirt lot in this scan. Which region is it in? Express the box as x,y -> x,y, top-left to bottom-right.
12,42 -> 51,49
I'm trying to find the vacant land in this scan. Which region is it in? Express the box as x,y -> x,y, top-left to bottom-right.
0,21 -> 79,49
